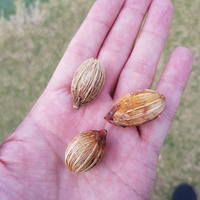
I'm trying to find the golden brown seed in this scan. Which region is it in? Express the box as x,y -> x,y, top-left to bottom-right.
104,89 -> 165,127
65,129 -> 107,173
71,58 -> 105,109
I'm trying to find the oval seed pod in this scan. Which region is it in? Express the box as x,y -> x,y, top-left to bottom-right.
65,129 -> 107,173
104,89 -> 165,127
71,58 -> 105,109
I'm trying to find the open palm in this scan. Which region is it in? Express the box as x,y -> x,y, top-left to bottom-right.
0,0 -> 193,199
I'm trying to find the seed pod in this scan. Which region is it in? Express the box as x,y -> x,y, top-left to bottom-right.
71,58 -> 105,109
104,89 -> 165,127
65,129 -> 107,173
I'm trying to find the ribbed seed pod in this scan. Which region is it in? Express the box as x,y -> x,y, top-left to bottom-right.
65,129 -> 107,173
71,58 -> 105,109
104,89 -> 165,127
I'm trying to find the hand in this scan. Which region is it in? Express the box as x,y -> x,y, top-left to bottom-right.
0,0 -> 193,199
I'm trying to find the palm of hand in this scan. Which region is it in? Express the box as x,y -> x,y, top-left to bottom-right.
0,0 -> 193,199
2,90 -> 156,200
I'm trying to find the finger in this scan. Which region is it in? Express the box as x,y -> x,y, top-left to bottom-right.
114,0 -> 174,100
139,47 -> 193,154
98,0 -> 152,95
48,0 -> 125,90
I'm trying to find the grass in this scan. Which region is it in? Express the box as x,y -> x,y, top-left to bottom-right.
0,0 -> 49,18
0,0 -> 200,199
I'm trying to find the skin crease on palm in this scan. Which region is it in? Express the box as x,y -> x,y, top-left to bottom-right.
0,0 -> 193,199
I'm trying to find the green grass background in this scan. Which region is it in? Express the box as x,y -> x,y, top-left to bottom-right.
0,0 -> 48,18
0,0 -> 200,199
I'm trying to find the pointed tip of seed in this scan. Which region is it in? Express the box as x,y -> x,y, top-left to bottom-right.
98,129 -> 107,144
99,129 -> 107,135
73,104 -> 80,110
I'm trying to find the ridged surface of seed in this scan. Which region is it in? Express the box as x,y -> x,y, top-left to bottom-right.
71,58 -> 105,109
105,89 -> 165,127
65,130 -> 106,173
